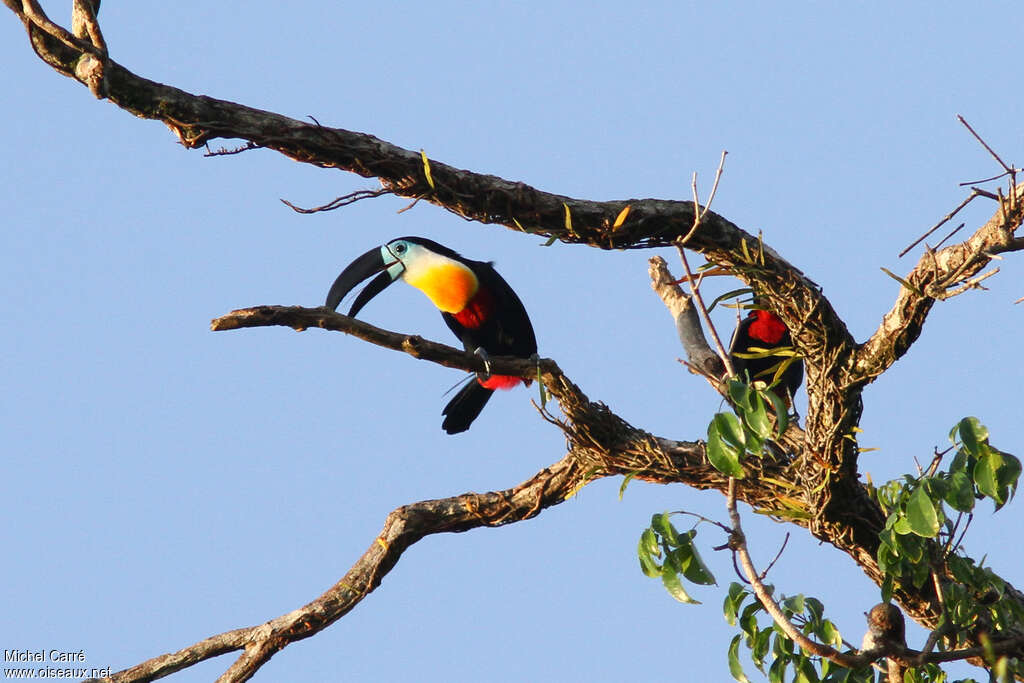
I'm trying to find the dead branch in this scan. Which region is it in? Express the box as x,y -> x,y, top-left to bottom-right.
854,180 -> 1024,383
94,457 -> 585,683
648,256 -> 726,382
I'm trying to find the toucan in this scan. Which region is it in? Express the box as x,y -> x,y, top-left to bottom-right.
728,304 -> 803,404
325,237 -> 538,434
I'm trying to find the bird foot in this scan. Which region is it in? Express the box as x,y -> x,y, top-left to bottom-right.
473,347 -> 492,380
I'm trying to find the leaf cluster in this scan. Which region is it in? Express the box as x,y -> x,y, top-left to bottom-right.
638,512 -> 716,604
707,379 -> 790,478
876,418 -> 1021,598
723,582 -> 866,683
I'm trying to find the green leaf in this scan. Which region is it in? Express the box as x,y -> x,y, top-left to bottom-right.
708,288 -> 753,312
820,619 -> 841,647
880,266 -> 924,296
651,512 -> 680,546
768,656 -> 787,683
752,627 -> 773,671
638,528 -> 661,577
973,448 -> 1005,504
765,388 -> 789,434
536,364 -> 549,406
617,472 -> 636,500
715,412 -> 747,450
744,390 -> 773,440
892,516 -> 913,535
708,417 -> 746,478
949,448 -> 971,476
955,416 -> 989,455
907,484 -> 940,537
783,594 -> 806,615
724,585 -> 744,626
900,533 -> 925,563
661,562 -> 699,604
795,655 -> 820,683
944,470 -> 976,512
679,541 -> 717,585
728,380 -> 753,411
881,574 -> 894,603
728,634 -> 751,683
740,600 -> 764,633
804,597 -> 824,625
997,450 -> 1022,505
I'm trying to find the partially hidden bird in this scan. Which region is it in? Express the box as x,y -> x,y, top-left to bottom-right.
728,302 -> 803,403
325,236 -> 537,434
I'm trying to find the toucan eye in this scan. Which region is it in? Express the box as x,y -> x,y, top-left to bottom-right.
392,243 -> 407,255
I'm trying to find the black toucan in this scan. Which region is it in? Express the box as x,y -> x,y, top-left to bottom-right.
325,237 -> 538,434
728,304 -> 803,403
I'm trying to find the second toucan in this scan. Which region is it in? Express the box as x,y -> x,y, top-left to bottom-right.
729,305 -> 803,403
326,236 -> 537,434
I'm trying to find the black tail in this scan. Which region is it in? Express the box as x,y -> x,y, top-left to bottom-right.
442,382 -> 494,434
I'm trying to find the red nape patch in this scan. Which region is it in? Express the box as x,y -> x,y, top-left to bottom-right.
452,287 -> 495,329
478,375 -> 522,390
748,310 -> 788,344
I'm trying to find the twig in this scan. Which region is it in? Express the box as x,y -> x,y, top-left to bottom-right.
673,157 -> 735,377
899,191 -> 979,258
761,532 -> 790,579
676,247 -> 735,377
971,187 -> 1001,201
938,267 -> 999,299
724,478 -> 864,667
950,513 -> 973,556
700,151 -> 728,222
931,222 -> 965,251
668,509 -> 733,535
677,150 -> 728,246
960,171 -> 1019,186
205,141 -> 261,157
396,196 -> 422,214
957,115 -> 1012,174
280,188 -> 393,213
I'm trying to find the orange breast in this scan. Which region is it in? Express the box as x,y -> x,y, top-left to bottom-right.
404,261 -> 479,313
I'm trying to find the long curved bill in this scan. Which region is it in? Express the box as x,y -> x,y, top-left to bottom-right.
325,246 -> 401,316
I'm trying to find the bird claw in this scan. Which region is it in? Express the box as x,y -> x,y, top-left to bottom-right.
473,347 -> 492,380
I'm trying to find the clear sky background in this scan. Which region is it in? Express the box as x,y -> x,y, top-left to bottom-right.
2,3 -> 1021,682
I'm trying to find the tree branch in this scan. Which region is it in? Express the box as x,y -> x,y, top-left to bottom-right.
854,182 -> 1024,384
10,4 -> 1024,680
648,255 -> 726,382
93,457 -> 585,683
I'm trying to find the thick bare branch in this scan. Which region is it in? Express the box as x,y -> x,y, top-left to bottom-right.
94,457 -> 585,683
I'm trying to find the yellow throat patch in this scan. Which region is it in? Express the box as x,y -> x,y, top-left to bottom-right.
402,257 -> 479,313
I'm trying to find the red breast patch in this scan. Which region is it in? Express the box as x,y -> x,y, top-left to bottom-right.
453,286 -> 496,329
747,310 -> 787,345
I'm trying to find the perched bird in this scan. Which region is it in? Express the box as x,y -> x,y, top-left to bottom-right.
728,303 -> 803,403
325,236 -> 537,434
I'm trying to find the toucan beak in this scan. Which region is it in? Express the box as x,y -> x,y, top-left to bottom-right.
325,246 -> 400,316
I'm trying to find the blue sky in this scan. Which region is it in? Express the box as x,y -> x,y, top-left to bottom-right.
2,3 -> 1021,682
